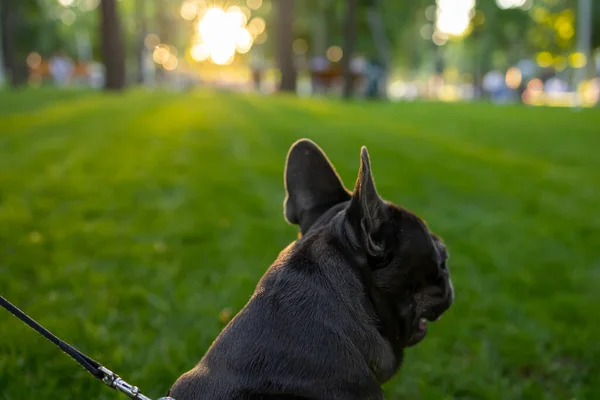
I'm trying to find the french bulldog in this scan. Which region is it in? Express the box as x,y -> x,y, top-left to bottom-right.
169,139 -> 454,400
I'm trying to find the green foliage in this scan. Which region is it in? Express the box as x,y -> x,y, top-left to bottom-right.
5,0 -> 45,56
591,0 -> 600,49
0,89 -> 599,399
8,0 -> 597,78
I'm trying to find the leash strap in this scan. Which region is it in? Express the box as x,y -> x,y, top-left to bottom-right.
0,295 -> 104,378
0,294 -> 164,400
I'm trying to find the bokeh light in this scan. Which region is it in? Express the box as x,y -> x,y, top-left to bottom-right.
190,44 -> 210,61
496,0 -> 526,9
532,7 -> 549,23
163,55 -> 178,71
505,67 -> 522,89
254,32 -> 268,45
536,52 -> 553,68
293,39 -> 308,55
58,0 -> 75,6
432,31 -> 448,46
261,0 -> 271,13
153,45 -> 171,65
235,29 -> 254,54
247,0 -> 262,10
144,34 -> 160,49
389,81 -> 407,100
326,46 -> 343,62
425,5 -> 436,21
579,78 -> 600,106
247,17 -> 266,36
553,56 -> 567,71
239,6 -> 252,21
226,6 -> 248,28
26,52 -> 42,69
79,0 -> 100,12
569,52 -> 587,69
521,78 -> 544,105
210,47 -> 235,66
472,11 -> 485,26
61,10 -> 76,25
180,1 -> 199,21
528,78 -> 543,92
420,24 -> 433,40
556,15 -> 574,40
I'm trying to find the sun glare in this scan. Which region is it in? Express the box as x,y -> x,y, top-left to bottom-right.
193,6 -> 256,65
434,0 -> 475,39
496,0 -> 526,9
180,0 -> 199,20
190,44 -> 210,61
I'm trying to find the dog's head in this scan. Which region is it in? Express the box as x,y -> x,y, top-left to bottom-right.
284,139 -> 453,348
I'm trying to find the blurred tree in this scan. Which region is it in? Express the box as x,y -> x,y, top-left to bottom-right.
574,0 -> 592,106
593,3 -> 600,49
464,1 -> 531,96
364,0 -> 392,98
100,0 -> 125,90
1,0 -> 42,87
0,11 -> 4,85
276,0 -> 296,92
134,0 -> 147,84
342,0 -> 358,98
0,0 -> 19,86
314,0 -> 335,57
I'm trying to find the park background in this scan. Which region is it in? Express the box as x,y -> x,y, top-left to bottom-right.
0,0 -> 599,399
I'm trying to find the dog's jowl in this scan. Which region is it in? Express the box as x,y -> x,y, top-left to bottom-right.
169,139 -> 454,400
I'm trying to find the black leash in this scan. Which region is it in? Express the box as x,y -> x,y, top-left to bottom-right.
0,294 -> 172,400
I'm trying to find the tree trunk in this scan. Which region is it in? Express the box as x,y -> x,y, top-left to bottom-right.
366,0 -> 391,99
1,0 -> 26,87
135,0 -> 147,84
341,0 -> 358,99
100,0 -> 126,90
0,3 -> 5,86
312,3 -> 327,57
0,1 -> 13,80
575,0 -> 592,108
276,0 -> 297,93
154,0 -> 168,83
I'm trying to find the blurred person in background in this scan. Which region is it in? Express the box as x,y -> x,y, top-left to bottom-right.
48,50 -> 74,88
310,54 -> 329,95
350,53 -> 367,96
365,55 -> 383,99
250,46 -> 265,92
545,75 -> 569,94
483,69 -> 507,103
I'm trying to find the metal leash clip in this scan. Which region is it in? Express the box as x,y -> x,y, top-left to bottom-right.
100,366 -> 174,400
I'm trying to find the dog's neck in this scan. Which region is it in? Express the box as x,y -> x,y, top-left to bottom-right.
297,206 -> 406,381
297,201 -> 350,236
328,213 -> 406,380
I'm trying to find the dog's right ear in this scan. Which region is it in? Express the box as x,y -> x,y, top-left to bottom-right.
347,146 -> 386,258
284,139 -> 350,231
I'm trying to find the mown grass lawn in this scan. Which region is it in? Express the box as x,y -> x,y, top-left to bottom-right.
0,88 -> 598,400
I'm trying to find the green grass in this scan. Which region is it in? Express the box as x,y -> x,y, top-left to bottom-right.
0,88 -> 599,400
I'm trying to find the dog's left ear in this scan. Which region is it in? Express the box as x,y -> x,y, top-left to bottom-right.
348,146 -> 386,257
284,139 -> 351,232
